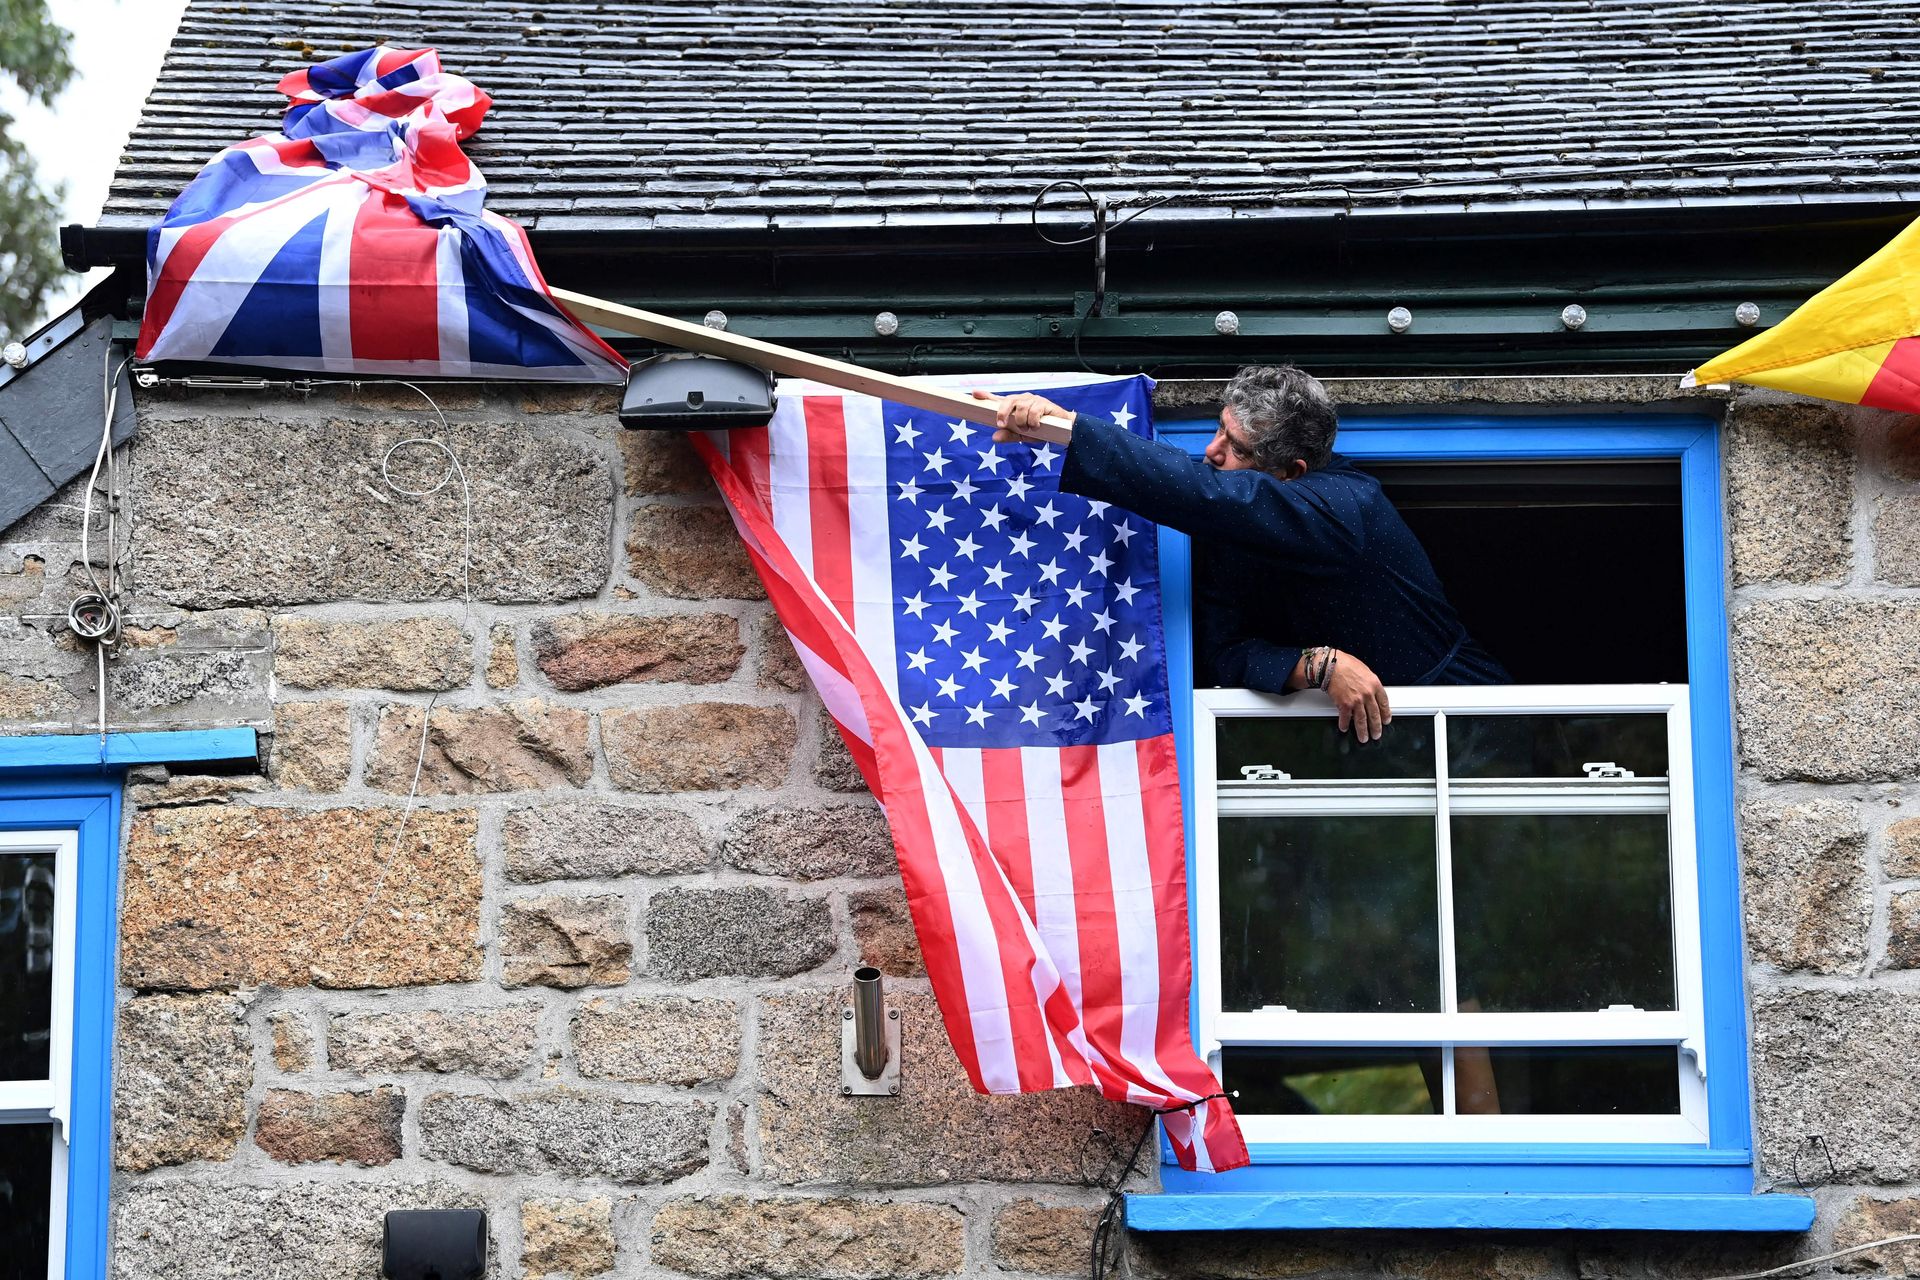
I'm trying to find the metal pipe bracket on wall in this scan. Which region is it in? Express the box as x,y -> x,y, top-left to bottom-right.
840,966 -> 902,1097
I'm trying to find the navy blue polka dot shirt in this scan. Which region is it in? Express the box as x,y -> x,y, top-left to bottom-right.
1059,412 -> 1509,692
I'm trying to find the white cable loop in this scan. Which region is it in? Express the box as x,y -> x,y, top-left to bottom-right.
74,349 -> 134,742
334,382 -> 474,957
377,382 -> 473,609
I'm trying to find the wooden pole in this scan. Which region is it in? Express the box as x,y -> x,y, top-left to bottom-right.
550,287 -> 1076,444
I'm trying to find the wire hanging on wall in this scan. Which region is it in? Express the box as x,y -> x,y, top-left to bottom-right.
334,381 -> 474,956
68,347 -> 133,744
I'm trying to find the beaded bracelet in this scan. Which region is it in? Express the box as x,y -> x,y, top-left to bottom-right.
1302,645 -> 1338,691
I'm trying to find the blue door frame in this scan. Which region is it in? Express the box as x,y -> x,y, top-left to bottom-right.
0,728 -> 256,1275
1135,413 -> 1812,1231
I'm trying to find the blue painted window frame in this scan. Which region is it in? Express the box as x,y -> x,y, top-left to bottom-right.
0,728 -> 256,1277
1140,413 -> 1811,1231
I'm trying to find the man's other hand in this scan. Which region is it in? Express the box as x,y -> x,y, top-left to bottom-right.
973,389 -> 1069,442
1330,651 -> 1392,743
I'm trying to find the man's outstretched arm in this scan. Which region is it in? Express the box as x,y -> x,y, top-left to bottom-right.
978,393 -> 1359,565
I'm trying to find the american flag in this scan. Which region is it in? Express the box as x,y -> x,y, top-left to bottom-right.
693,373 -> 1248,1172
136,47 -> 626,380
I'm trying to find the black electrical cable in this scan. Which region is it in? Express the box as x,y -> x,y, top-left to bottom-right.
1089,1093 -> 1230,1280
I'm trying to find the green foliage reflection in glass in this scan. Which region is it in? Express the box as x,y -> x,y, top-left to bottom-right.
1224,1047 -> 1440,1115
1219,815 -> 1439,1012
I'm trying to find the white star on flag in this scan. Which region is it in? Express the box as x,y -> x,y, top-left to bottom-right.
711,372 -> 1241,1173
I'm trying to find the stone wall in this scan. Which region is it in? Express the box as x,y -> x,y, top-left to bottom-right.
0,379 -> 1915,1278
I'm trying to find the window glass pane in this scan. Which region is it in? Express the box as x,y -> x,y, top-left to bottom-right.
1218,715 -> 1434,782
1455,1047 -> 1681,1115
0,1122 -> 51,1278
1448,714 -> 1668,779
0,851 -> 55,1081
1224,1047 -> 1443,1115
1452,814 -> 1674,1012
1220,815 -> 1439,1012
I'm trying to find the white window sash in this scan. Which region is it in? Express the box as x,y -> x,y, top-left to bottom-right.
1215,1010 -> 1693,1045
1193,685 -> 1709,1145
1219,784 -> 1672,817
1237,1110 -> 1711,1146
0,1079 -> 60,1119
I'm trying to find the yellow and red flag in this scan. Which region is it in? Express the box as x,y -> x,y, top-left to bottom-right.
1684,216 -> 1920,410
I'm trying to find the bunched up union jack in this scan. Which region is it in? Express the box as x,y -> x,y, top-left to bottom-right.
695,373 -> 1249,1172
135,46 -> 626,379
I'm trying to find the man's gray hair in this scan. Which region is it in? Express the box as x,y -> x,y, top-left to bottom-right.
1222,365 -> 1338,473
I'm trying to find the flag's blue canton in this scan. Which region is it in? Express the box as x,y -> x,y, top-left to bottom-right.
885,380 -> 1171,748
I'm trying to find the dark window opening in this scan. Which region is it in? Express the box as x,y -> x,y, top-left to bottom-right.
1360,459 -> 1687,685
0,1122 -> 50,1280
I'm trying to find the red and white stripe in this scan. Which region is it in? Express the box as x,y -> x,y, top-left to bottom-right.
691,380 -> 1248,1173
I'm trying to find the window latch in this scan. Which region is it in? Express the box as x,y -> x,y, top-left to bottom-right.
1582,761 -> 1636,780
1239,764 -> 1293,782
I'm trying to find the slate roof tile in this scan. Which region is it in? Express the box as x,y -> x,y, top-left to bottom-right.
97,0 -> 1920,231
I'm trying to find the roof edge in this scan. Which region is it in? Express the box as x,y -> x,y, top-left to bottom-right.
69,193 -> 1920,270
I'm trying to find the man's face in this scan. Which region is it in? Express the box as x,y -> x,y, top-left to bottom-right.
1204,407 -> 1262,471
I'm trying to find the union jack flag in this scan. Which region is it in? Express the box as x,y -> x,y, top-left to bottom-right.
136,47 -> 626,380
694,373 -> 1248,1172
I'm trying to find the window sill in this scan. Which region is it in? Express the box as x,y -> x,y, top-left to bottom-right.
0,728 -> 259,772
1124,1191 -> 1816,1232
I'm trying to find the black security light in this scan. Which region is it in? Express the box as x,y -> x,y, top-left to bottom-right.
383,1209 -> 486,1280
618,351 -> 776,431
